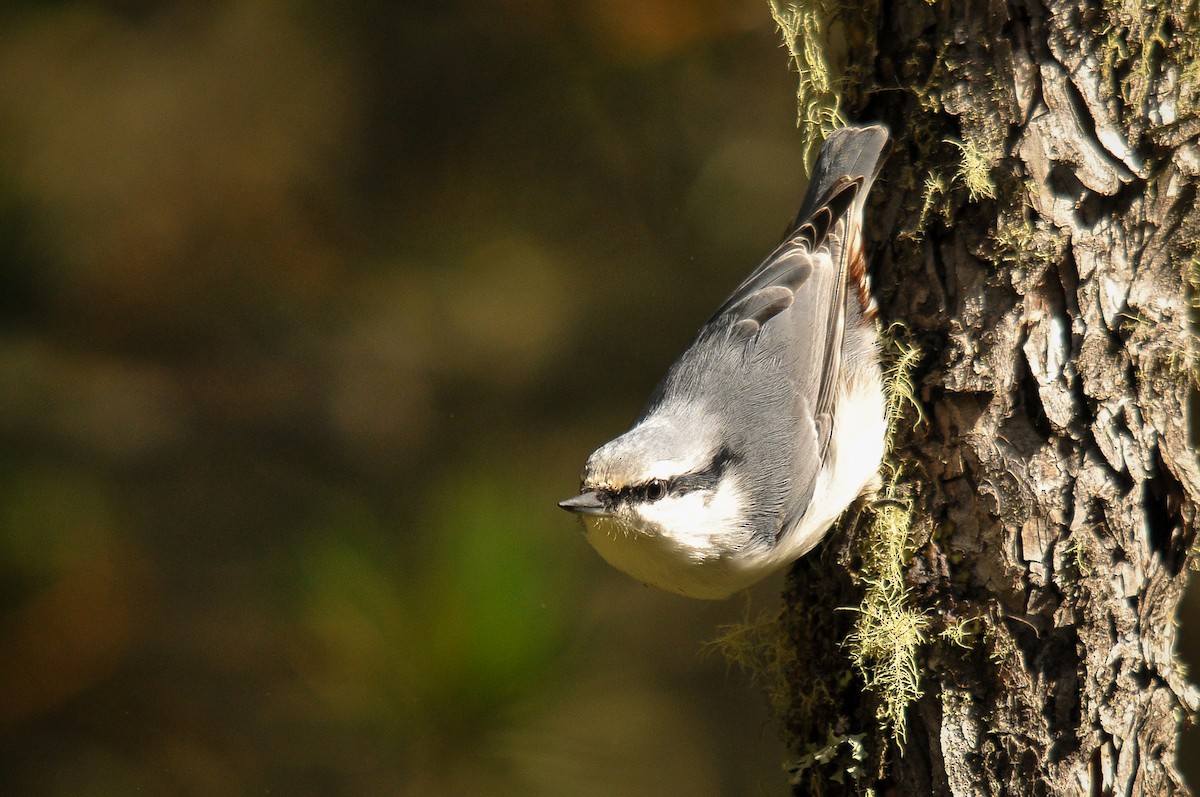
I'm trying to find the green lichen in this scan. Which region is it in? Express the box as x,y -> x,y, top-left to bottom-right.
843,328 -> 928,744
789,731 -> 870,787
845,494 -> 928,743
894,31 -> 1011,245
879,327 -> 925,457
710,602 -> 796,720
1061,532 -> 1096,579
988,182 -> 1066,270
945,137 -> 997,202
713,588 -> 869,794
991,216 -> 1034,266
768,0 -> 848,171
902,169 -> 951,243
1095,0 -> 1200,126
939,616 -> 981,649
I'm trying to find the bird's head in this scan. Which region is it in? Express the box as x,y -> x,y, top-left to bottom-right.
559,417 -> 747,553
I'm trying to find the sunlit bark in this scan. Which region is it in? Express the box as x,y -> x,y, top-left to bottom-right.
778,0 -> 1200,793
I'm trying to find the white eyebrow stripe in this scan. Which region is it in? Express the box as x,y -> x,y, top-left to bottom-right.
642,456 -> 705,482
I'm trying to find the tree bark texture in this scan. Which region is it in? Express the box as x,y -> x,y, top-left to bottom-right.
778,0 -> 1200,794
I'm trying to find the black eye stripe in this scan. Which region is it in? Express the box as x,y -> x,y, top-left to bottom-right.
619,446 -> 740,502
615,479 -> 667,503
674,445 -> 739,492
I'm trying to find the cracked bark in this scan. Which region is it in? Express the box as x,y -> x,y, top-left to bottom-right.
779,0 -> 1200,794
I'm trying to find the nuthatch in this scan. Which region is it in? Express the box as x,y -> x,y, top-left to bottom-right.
560,125 -> 891,599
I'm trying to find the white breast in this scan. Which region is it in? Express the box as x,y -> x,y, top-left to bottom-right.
771,360 -> 887,564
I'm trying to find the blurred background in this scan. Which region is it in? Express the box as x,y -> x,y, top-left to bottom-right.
0,1 -> 807,794
0,2 -> 1197,795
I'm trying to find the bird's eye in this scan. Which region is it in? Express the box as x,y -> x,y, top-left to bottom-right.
645,479 -> 667,501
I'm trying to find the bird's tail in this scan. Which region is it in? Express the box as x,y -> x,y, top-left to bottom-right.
791,125 -> 891,228
708,124 -> 891,325
795,125 -> 891,324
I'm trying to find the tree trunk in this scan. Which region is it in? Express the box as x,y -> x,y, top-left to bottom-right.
773,0 -> 1200,794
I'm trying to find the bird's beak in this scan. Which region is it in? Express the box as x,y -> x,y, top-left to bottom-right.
558,489 -> 609,516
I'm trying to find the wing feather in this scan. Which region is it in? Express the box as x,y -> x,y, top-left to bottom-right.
635,125 -> 890,548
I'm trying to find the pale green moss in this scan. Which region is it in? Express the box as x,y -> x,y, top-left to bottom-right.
879,327 -> 925,457
768,0 -> 847,171
989,189 -> 1064,270
940,617 -> 981,649
945,137 -> 997,202
709,602 -> 795,719
1062,532 -> 1095,578
902,170 -> 951,242
843,327 -> 929,744
713,329 -> 928,775
845,497 -> 928,743
991,215 -> 1034,265
1095,0 -> 1200,117
788,731 -> 869,787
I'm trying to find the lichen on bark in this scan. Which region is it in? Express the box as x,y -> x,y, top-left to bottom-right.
765,0 -> 1200,794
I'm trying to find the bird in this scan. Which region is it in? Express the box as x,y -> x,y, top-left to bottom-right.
559,124 -> 892,599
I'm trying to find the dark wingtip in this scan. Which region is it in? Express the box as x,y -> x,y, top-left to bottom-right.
792,124 -> 892,227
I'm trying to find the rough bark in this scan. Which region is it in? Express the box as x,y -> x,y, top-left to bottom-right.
777,0 -> 1200,794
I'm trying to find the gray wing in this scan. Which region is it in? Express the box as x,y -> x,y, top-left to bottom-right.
719,179 -> 861,521
711,125 -> 890,438
642,126 -> 890,542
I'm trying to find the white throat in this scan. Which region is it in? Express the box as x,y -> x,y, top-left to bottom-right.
579,474 -> 756,599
